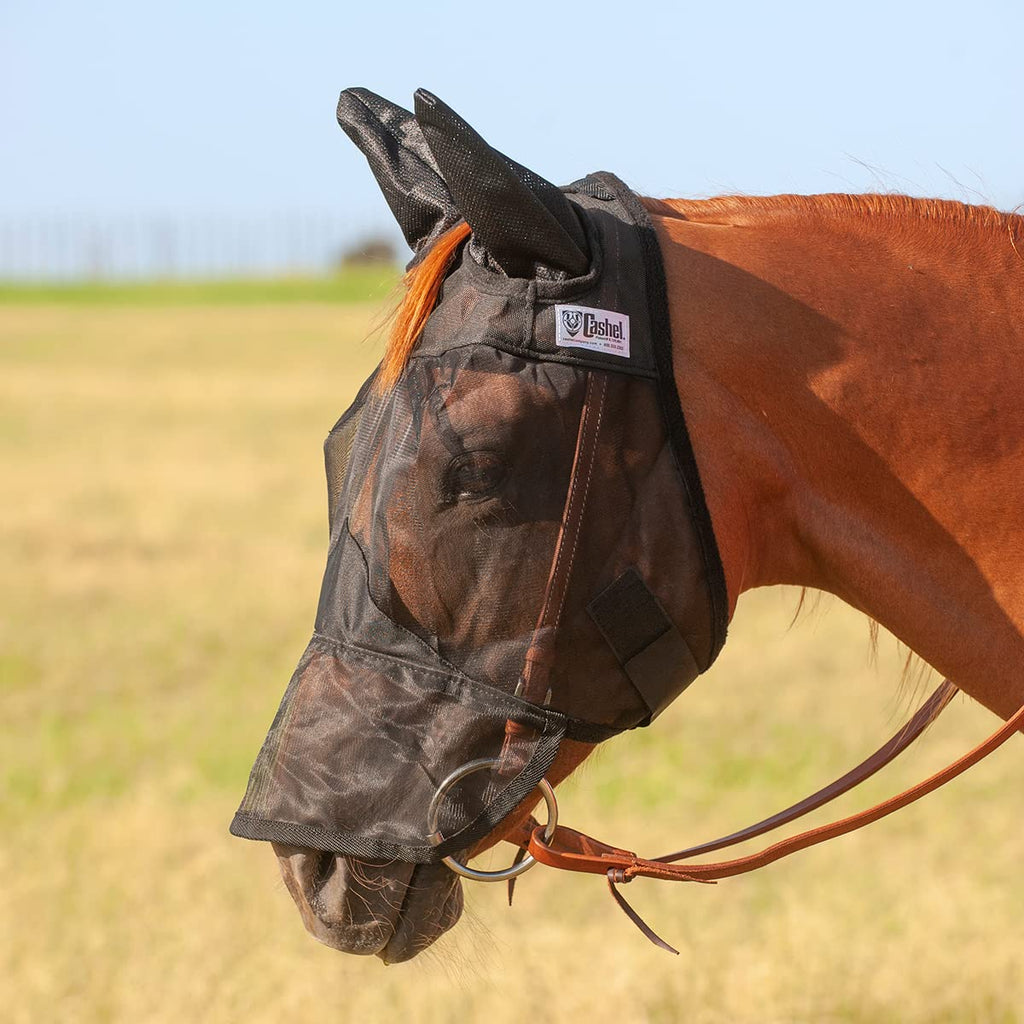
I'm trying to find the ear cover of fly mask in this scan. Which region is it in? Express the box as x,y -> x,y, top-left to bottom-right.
413,89 -> 590,279
336,88 -> 460,262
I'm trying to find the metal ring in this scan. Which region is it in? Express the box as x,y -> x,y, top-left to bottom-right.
426,756 -> 558,882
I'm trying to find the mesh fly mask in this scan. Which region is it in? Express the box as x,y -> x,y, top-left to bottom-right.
230,89 -> 727,867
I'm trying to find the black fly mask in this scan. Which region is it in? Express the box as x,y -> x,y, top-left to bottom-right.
231,89 -> 727,866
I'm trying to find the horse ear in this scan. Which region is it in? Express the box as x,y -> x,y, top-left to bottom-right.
413,89 -> 589,278
336,88 -> 460,257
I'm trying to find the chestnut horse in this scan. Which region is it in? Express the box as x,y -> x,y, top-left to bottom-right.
270,103 -> 1024,964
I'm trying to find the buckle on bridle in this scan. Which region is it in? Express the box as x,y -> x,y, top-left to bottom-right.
426,756 -> 558,882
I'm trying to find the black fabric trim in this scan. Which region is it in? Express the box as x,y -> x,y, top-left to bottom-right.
230,812 -> 432,862
560,716 -> 620,744
622,629 -> 700,725
593,172 -> 729,666
587,567 -> 672,664
587,567 -> 701,725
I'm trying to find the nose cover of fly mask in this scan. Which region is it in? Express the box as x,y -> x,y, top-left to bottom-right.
230,91 -> 727,864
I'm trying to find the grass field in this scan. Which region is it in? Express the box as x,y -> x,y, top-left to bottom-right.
2,279 -> 1021,1023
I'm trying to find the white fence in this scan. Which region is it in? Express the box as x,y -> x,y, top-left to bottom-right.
0,212 -> 392,281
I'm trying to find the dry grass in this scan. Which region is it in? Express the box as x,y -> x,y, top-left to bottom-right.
1,295 -> 1021,1023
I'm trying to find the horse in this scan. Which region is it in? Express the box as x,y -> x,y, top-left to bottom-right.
231,88 -> 1024,963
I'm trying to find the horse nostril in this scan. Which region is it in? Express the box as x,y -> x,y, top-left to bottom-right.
312,850 -> 336,895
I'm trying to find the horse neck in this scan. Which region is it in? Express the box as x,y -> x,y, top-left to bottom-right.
650,196 -> 1024,722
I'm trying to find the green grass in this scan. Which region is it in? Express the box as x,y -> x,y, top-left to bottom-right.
0,267 -> 400,305
1,290 -> 1021,1023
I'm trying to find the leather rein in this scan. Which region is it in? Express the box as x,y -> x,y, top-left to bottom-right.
506,682 -> 1024,953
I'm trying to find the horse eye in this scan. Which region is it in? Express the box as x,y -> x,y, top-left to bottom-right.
446,451 -> 507,501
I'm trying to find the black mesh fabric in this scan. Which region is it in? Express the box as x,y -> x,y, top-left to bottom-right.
414,89 -> 589,279
324,363 -> 377,534
336,89 -> 460,266
231,634 -> 565,862
231,165 -> 727,863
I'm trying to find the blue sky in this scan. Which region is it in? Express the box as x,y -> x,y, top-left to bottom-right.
2,0 -> 1021,256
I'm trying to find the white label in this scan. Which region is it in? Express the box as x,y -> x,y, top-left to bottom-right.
554,304 -> 630,358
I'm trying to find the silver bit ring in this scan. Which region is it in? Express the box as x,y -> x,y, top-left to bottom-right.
426,756 -> 558,882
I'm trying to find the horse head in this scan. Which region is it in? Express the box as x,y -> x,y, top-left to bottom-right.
231,88 -> 726,962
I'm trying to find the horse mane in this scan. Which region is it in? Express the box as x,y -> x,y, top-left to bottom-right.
381,194 -> 1022,391
642,192 -> 1024,239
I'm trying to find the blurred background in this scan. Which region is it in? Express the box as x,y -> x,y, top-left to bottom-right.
2,1 -> 1021,1021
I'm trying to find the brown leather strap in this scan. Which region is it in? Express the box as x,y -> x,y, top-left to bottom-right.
504,679 -> 952,864
499,372 -> 608,768
606,871 -> 682,954
528,694 -> 1024,884
518,371 -> 608,705
655,678 -> 957,862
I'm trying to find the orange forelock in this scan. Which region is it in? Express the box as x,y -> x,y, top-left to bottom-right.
379,221 -> 473,392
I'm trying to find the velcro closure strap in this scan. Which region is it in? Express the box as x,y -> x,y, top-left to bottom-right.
587,568 -> 700,725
